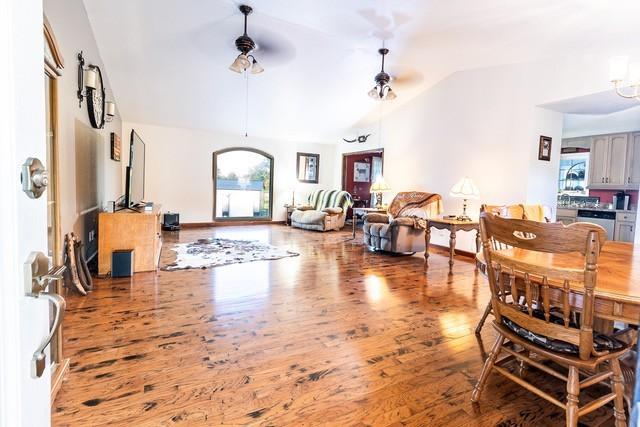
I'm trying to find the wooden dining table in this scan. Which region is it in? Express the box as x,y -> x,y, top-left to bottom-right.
476,241 -> 640,326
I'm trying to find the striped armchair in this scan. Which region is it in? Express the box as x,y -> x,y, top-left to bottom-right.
290,190 -> 353,231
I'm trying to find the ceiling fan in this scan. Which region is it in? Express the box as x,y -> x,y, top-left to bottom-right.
368,48 -> 397,101
229,5 -> 264,74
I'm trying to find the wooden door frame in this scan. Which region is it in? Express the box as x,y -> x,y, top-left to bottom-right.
341,148 -> 384,191
44,14 -> 69,401
211,147 -> 275,222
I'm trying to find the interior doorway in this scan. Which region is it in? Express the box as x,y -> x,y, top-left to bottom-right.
341,148 -> 384,217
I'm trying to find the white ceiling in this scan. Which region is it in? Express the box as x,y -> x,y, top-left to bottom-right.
541,90 -> 639,115
83,0 -> 640,143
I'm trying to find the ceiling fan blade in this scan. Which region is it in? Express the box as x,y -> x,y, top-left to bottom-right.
390,70 -> 424,87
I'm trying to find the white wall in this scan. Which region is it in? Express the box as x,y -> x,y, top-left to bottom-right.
44,0 -> 124,256
338,52 -> 640,252
563,106 -> 640,138
122,122 -> 337,223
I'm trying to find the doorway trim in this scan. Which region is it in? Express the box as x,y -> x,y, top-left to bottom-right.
44,14 -> 68,401
211,147 -> 274,222
341,148 -> 384,191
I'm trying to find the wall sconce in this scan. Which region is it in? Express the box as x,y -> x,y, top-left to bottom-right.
105,101 -> 115,122
77,51 -> 116,129
77,51 -> 95,107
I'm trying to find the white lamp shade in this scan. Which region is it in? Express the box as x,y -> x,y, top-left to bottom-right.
385,88 -> 397,100
250,59 -> 264,74
609,56 -> 629,82
84,68 -> 97,89
450,176 -> 480,199
370,176 -> 391,193
105,101 -> 115,117
229,54 -> 250,73
628,61 -> 640,86
368,87 -> 379,99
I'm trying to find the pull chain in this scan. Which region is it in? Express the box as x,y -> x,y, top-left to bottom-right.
244,69 -> 249,138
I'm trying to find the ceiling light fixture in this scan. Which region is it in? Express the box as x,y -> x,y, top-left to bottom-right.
609,56 -> 640,101
229,5 -> 264,74
368,48 -> 396,101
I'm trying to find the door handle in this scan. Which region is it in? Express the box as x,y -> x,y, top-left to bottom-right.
24,252 -> 67,378
31,292 -> 66,378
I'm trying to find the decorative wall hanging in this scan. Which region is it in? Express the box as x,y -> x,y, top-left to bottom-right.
77,51 -> 115,129
343,134 -> 372,144
538,135 -> 552,161
296,152 -> 319,183
110,132 -> 121,161
353,162 -> 371,183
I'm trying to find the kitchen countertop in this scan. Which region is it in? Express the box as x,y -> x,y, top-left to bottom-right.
556,206 -> 636,213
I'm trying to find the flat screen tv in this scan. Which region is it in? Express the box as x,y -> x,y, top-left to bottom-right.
124,130 -> 146,208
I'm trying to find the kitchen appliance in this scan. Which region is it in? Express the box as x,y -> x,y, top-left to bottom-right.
576,210 -> 615,240
613,191 -> 630,210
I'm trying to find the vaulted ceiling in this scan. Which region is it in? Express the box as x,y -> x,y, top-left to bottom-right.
84,0 -> 640,142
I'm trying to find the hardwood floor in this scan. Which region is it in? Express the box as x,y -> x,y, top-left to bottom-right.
52,225 -> 619,426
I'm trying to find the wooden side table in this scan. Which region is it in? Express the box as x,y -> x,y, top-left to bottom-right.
424,217 -> 480,269
352,207 -> 387,238
284,205 -> 296,226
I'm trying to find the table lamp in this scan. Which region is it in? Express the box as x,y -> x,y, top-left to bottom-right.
370,176 -> 391,209
450,176 -> 480,221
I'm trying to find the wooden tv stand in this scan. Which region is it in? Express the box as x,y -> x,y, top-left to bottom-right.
98,205 -> 162,277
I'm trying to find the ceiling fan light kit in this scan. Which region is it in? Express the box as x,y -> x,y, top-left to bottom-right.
229,5 -> 264,74
369,48 -> 397,101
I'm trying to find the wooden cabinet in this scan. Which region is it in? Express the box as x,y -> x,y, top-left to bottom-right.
608,134 -> 628,186
589,136 -> 609,186
589,133 -> 629,188
614,213 -> 636,243
98,206 -> 162,276
615,221 -> 635,243
625,132 -> 640,186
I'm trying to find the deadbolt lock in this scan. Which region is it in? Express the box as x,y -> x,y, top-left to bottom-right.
21,157 -> 48,199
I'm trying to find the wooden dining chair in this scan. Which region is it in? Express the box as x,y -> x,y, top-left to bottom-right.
471,212 -> 629,427
475,204 -> 550,334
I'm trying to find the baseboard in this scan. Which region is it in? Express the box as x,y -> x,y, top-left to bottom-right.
181,220 -> 286,228
429,243 -> 476,259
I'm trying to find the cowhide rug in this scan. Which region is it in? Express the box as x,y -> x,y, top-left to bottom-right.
162,238 -> 299,271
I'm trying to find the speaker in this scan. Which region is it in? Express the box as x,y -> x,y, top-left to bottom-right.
162,212 -> 181,231
112,249 -> 134,277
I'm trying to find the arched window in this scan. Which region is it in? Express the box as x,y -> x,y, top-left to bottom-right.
212,148 -> 274,220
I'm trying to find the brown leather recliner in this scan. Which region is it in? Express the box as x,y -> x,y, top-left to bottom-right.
363,192 -> 443,253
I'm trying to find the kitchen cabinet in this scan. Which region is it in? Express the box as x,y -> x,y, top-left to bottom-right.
615,221 -> 635,243
625,132 -> 640,186
588,133 -> 633,189
589,136 -> 609,186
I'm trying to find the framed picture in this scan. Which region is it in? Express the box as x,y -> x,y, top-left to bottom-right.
110,132 -> 121,161
538,135 -> 552,161
296,152 -> 319,183
353,161 -> 371,182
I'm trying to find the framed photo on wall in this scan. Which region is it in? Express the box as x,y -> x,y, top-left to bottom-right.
110,132 -> 121,161
296,152 -> 319,183
353,161 -> 371,182
538,135 -> 552,161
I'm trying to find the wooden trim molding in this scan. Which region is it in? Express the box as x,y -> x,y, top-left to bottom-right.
181,220 -> 286,228
44,15 -> 64,75
211,147 -> 275,222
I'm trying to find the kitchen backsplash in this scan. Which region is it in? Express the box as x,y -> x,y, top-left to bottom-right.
588,189 -> 638,210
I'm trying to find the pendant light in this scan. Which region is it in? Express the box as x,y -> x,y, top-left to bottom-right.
368,48 -> 396,101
